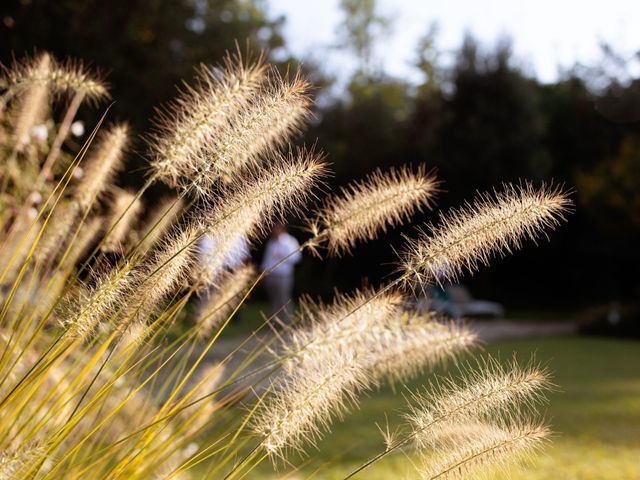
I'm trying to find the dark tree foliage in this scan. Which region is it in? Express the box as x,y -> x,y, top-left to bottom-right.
0,0 -> 286,131
309,36 -> 640,305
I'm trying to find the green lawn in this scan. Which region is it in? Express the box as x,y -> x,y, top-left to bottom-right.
243,336 -> 640,479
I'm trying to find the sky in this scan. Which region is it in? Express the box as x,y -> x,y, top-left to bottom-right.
266,0 -> 640,84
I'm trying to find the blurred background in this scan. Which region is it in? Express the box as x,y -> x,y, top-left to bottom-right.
2,2 -> 640,478
2,0 -> 639,320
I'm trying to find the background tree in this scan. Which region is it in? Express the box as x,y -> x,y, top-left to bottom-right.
336,0 -> 391,77
1,0 -> 288,131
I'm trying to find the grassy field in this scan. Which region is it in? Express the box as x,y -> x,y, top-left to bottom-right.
237,335 -> 640,479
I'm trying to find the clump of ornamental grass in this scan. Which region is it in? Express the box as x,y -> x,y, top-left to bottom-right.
73,123 -> 129,210
0,49 -> 572,480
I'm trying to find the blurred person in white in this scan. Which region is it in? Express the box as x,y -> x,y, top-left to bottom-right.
261,223 -> 301,324
197,233 -> 250,315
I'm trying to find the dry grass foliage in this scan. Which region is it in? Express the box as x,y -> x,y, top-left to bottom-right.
0,49 -> 571,479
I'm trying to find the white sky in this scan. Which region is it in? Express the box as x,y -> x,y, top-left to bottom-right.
266,0 -> 640,84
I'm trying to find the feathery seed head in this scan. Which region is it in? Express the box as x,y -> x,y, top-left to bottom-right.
283,293 -> 475,388
148,51 -> 268,188
0,442 -> 46,480
184,70 -> 312,195
123,224 -> 201,325
47,58 -> 109,102
405,358 -> 551,444
314,166 -> 439,255
421,422 -> 550,480
282,288 -> 405,370
2,52 -> 108,102
399,182 -> 572,287
1,52 -> 52,92
74,123 -> 129,209
252,350 -> 367,461
10,53 -> 52,150
196,264 -> 255,338
60,262 -> 135,339
369,317 -> 477,385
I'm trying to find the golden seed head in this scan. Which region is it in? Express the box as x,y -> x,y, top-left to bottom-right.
420,422 -> 550,479
148,50 -> 268,188
405,358 -> 551,443
59,262 -> 135,339
400,182 -> 572,286
314,166 -> 439,255
123,224 -> 201,325
2,52 -> 109,102
197,146 -> 325,279
251,349 -> 367,461
10,53 -> 52,150
74,123 -> 129,210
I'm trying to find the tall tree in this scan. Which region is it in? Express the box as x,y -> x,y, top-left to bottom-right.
336,0 -> 391,77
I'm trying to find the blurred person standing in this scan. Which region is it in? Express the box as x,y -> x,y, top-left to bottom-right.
196,233 -> 250,317
261,224 -> 301,324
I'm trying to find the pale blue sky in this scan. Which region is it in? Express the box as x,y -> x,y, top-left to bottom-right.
266,0 -> 640,84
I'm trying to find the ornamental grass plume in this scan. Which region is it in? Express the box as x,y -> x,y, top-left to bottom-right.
1,51 -> 52,99
400,183 -> 571,286
59,261 -> 135,339
123,224 -> 201,326
148,51 -> 267,188
46,58 -> 109,102
182,70 -> 312,195
10,53 -> 52,151
1,52 -> 109,103
251,350 -> 368,461
194,147 -> 325,286
281,288 -> 405,369
421,421 -> 550,480
311,166 -> 439,254
73,123 -> 129,210
405,358 -> 550,448
0,442 -> 46,479
367,315 -> 477,385
344,358 -> 551,479
281,289 -> 475,388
